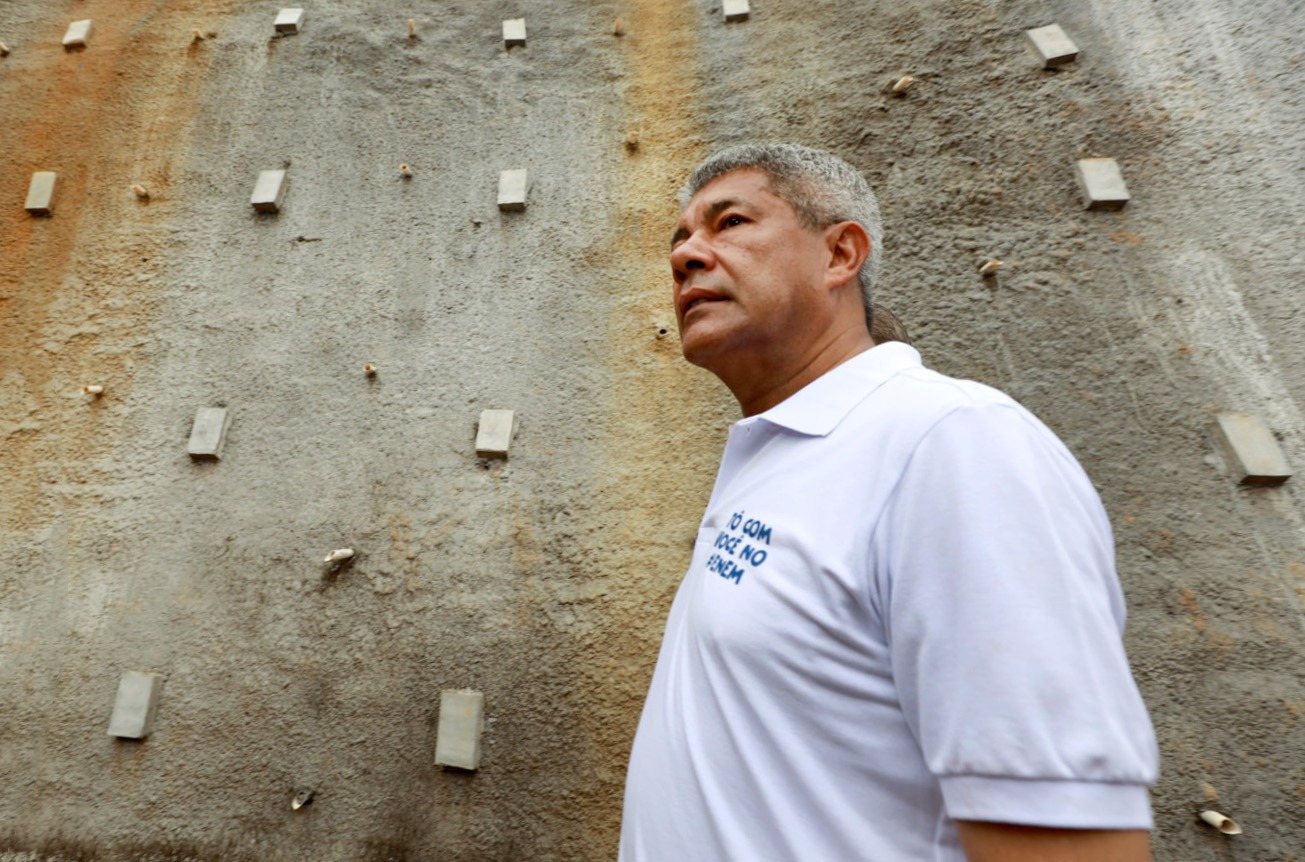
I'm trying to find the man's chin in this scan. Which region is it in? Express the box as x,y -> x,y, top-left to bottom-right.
679,333 -> 726,370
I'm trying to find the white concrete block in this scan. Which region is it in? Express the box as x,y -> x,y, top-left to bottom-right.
62,20 -> 92,49
497,169 -> 529,211
187,407 -> 231,460
1211,412 -> 1292,486
25,172 -> 57,216
1074,158 -> 1130,210
502,18 -> 526,48
475,409 -> 517,458
435,689 -> 484,770
274,8 -> 305,34
250,170 -> 287,213
1026,24 -> 1079,68
723,0 -> 750,22
107,671 -> 163,739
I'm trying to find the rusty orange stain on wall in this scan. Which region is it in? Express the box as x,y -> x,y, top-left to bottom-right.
564,0 -> 728,856
0,1 -> 233,531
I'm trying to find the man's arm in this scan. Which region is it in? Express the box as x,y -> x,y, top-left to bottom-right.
878,402 -> 1159,845
957,822 -> 1152,862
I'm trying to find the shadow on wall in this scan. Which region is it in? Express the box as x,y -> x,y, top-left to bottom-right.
0,837 -> 232,862
0,836 -> 422,862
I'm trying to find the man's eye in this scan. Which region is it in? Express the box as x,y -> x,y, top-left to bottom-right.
721,215 -> 745,228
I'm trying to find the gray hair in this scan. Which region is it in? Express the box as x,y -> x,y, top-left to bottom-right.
678,143 -> 883,320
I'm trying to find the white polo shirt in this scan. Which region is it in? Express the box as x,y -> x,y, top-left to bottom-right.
620,343 -> 1158,862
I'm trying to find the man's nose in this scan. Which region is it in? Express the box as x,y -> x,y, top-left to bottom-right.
670,232 -> 714,282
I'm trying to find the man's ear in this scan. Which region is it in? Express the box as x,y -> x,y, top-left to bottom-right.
824,221 -> 870,292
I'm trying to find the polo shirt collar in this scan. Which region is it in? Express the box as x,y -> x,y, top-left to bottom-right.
749,342 -> 922,437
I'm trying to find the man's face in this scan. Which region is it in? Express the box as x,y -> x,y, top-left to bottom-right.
669,169 -> 833,371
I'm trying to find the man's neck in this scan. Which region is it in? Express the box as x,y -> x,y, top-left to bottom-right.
727,326 -> 875,417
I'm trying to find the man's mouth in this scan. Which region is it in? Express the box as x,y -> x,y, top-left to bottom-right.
680,290 -> 726,319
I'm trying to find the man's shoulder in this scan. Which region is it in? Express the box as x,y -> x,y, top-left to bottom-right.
845,363 -> 1089,488
846,361 -> 1025,429
773,345 -> 1034,442
887,364 -> 1017,408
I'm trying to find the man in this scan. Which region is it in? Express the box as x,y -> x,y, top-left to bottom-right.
619,144 -> 1159,862
869,303 -> 911,346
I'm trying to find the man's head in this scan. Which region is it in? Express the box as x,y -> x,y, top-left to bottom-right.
869,304 -> 911,346
678,144 -> 882,319
668,145 -> 881,414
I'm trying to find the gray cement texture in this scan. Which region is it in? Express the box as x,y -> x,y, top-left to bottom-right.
1,0 -> 1303,860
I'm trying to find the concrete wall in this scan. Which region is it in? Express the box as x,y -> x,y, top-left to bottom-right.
1,1 -> 1301,859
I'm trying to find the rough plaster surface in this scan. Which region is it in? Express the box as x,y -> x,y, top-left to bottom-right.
1,1 -> 1302,860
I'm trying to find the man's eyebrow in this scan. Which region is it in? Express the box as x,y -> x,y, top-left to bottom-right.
669,197 -> 747,249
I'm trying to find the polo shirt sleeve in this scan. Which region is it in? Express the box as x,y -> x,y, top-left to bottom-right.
876,401 -> 1159,829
